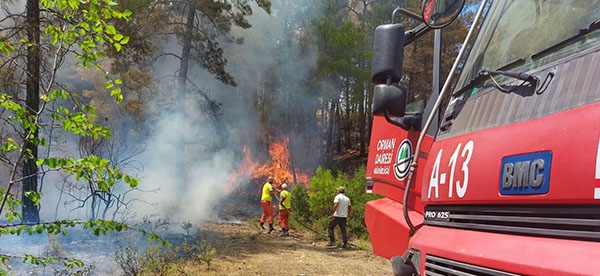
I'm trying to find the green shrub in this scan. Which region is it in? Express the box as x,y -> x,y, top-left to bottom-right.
298,165 -> 381,240
307,166 -> 345,219
344,166 -> 382,239
290,184 -> 310,226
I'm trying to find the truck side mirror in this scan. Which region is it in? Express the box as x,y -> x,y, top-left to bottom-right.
371,24 -> 405,84
422,0 -> 464,28
371,23 -> 407,118
373,84 -> 406,117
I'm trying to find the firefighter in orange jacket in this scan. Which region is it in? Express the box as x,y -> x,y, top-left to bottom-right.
260,176 -> 276,233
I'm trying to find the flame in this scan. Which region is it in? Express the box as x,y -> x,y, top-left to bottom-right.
226,137 -> 310,194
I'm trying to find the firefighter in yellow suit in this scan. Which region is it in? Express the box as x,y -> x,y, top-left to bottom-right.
260,176 -> 275,233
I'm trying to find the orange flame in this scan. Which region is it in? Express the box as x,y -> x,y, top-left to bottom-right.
226,137 -> 310,194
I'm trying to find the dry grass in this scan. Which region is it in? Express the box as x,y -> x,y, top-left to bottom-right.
180,221 -> 394,276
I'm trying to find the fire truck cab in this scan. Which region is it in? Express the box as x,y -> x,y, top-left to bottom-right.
365,0 -> 600,275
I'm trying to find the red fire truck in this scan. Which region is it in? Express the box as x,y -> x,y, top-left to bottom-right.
364,0 -> 600,275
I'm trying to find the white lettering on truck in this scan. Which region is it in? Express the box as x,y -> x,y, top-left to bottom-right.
373,138 -> 396,175
428,140 -> 474,199
377,138 -> 396,151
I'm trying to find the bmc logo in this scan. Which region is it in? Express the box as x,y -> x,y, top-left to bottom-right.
500,151 -> 552,195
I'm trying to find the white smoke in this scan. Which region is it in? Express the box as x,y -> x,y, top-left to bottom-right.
25,0 -> 322,226
125,0 -> 321,224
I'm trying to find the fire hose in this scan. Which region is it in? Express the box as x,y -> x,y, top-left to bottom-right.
273,196 -> 358,248
273,195 -> 327,238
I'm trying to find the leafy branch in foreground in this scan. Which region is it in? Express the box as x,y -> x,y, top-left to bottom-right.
0,0 -> 165,274
0,218 -> 170,274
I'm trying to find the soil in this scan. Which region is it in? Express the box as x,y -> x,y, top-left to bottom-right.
194,220 -> 394,276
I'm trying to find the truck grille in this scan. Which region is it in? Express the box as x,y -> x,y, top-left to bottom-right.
424,205 -> 600,241
425,255 -> 520,276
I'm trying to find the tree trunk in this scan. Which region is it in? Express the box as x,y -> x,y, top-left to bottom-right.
358,82 -> 366,157
22,0 -> 40,223
335,101 -> 342,154
366,82 -> 373,147
343,87 -> 352,150
175,1 -> 195,187
326,99 -> 336,159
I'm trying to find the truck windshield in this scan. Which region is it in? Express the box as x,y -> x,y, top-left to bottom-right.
454,0 -> 600,93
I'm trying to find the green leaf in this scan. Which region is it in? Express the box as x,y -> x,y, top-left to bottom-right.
46,158 -> 57,168
67,0 -> 78,10
105,25 -> 116,35
64,259 -> 84,268
120,36 -> 130,44
79,22 -> 90,32
92,23 -> 103,34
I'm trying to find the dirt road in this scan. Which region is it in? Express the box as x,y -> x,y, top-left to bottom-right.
197,221 -> 394,276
